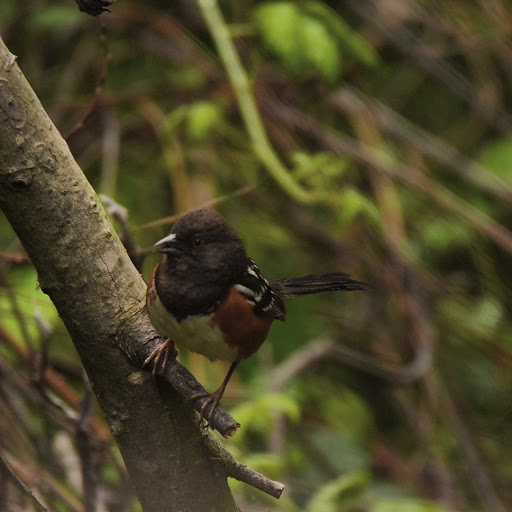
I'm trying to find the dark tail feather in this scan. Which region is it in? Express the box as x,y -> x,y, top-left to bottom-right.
270,272 -> 369,298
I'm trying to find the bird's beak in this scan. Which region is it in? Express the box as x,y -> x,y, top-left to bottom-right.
153,233 -> 177,254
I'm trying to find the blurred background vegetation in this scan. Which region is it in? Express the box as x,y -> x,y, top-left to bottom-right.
1,0 -> 512,510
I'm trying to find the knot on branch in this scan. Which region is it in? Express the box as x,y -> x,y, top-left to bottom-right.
7,167 -> 33,190
35,143 -> 57,173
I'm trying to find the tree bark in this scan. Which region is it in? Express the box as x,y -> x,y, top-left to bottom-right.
0,38 -> 240,511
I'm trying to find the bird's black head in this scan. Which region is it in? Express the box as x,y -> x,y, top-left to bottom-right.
154,209 -> 248,282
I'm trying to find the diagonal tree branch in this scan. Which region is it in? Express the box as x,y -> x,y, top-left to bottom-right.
0,37 -> 283,509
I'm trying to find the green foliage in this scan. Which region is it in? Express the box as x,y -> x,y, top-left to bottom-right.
305,471 -> 370,512
0,266 -> 59,346
161,101 -> 224,143
185,101 -> 224,142
301,15 -> 342,85
303,427 -> 371,474
291,151 -> 349,186
468,296 -> 503,333
478,137 -> 512,179
302,1 -> 378,66
337,187 -> 380,229
230,392 -> 300,439
370,498 -> 457,512
253,2 -> 306,76
2,0 -> 512,510
420,217 -> 472,251
253,1 -> 375,84
296,376 -> 374,444
161,105 -> 189,138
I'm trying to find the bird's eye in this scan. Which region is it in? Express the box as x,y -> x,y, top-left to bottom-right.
192,238 -> 204,248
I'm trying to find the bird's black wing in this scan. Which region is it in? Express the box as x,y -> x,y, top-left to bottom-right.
234,260 -> 286,321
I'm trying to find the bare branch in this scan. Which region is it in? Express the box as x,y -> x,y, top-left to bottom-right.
227,459 -> 285,499
330,88 -> 512,205
64,33 -> 112,141
269,336 -> 431,392
0,37 -> 281,507
262,96 -> 512,256
0,451 -> 48,512
441,391 -> 507,512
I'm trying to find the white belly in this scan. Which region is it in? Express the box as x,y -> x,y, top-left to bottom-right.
147,295 -> 238,362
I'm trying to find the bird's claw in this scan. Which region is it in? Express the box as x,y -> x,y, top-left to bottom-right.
143,339 -> 178,377
190,390 -> 223,423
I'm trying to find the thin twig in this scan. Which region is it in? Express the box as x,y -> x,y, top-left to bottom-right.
197,0 -> 316,203
64,31 -> 112,141
226,459 -> 285,499
330,88 -> 512,205
263,96 -> 512,256
346,0 -> 512,131
441,391 -> 507,512
0,451 -> 48,512
32,309 -> 52,384
196,426 -> 286,498
77,371 -> 99,512
99,109 -> 120,198
0,251 -> 29,263
100,195 -> 144,271
2,450 -> 84,512
0,353 -> 79,436
269,336 -> 431,392
0,326 -> 110,440
134,185 -> 256,232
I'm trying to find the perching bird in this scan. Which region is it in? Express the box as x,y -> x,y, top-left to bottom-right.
145,208 -> 367,420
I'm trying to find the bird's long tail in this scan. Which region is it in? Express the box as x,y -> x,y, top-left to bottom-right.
270,272 -> 368,298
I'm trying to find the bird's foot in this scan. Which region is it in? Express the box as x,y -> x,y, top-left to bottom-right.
143,339 -> 178,377
190,388 -> 224,423
189,361 -> 238,423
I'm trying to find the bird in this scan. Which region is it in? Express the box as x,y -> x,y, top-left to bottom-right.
145,208 -> 368,420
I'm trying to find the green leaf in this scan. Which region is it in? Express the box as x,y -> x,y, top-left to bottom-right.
328,388 -> 374,442
478,137 -> 512,179
291,151 -> 349,187
305,471 -> 370,512
229,392 -> 300,439
303,1 -> 378,66
303,427 -> 371,475
0,266 -> 58,345
337,187 -> 380,228
185,101 -> 223,143
370,498 -> 457,512
421,217 -> 472,250
468,296 -> 503,333
254,1 -> 306,75
301,14 -> 342,84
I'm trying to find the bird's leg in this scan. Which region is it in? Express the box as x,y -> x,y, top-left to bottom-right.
143,339 -> 178,377
191,361 -> 239,422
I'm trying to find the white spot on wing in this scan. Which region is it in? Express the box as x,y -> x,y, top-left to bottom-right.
262,301 -> 275,311
234,283 -> 256,297
247,266 -> 258,278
